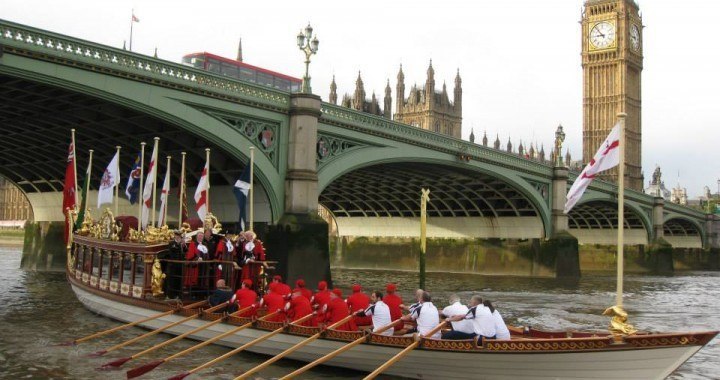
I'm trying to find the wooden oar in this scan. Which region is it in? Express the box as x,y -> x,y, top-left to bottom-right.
362,321 -> 447,380
125,307 -> 258,378
57,301 -> 206,346
88,302 -> 227,357
279,318 -> 402,379
234,314 -> 355,380
167,312 -> 310,380
101,305 -> 253,369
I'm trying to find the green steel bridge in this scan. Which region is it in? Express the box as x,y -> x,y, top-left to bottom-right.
0,19 -> 716,256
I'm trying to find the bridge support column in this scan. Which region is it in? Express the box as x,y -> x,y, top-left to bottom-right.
264,93 -> 332,287
705,215 -> 719,270
21,221 -> 66,271
653,197 -> 664,240
549,166 -> 579,278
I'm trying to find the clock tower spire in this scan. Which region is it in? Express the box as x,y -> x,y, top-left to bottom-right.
581,0 -> 643,190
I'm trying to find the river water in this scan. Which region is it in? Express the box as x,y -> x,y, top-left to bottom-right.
0,243 -> 718,379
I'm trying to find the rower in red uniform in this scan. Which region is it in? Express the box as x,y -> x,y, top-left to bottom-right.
230,279 -> 258,317
383,283 -> 403,322
271,275 -> 292,299
312,281 -> 332,322
285,290 -> 317,327
322,289 -> 356,331
293,279 -> 313,301
260,283 -> 286,322
346,284 -> 372,327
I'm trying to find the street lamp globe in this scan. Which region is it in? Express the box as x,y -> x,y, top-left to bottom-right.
296,31 -> 305,48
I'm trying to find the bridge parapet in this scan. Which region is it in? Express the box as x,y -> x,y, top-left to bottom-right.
320,103 -> 554,177
0,19 -> 290,111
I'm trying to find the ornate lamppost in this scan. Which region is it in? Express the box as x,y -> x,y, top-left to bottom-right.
296,23 -> 319,93
554,124 -> 566,167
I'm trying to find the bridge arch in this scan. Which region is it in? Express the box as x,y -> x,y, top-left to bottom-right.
0,60 -> 286,223
318,152 -> 550,239
567,199 -> 651,245
663,217 -> 704,248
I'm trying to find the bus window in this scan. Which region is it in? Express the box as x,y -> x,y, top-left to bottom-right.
291,82 -> 301,92
181,56 -> 205,69
276,78 -> 291,91
257,72 -> 274,88
239,68 -> 256,83
207,58 -> 221,74
221,62 -> 239,78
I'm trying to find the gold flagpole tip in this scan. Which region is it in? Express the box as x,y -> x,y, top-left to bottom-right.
89,149 -> 94,153
616,112 -> 627,118
166,156 -> 171,159
154,137 -> 160,141
205,148 -> 211,152
116,146 -> 121,149
249,146 -> 255,151
181,151 -> 186,155
141,142 -> 147,146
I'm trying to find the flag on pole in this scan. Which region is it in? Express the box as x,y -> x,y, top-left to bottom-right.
74,161 -> 91,232
62,142 -> 77,242
232,165 -> 251,231
132,13 -> 140,22
125,155 -> 141,204
194,158 -> 210,221
158,164 -> 171,227
141,144 -> 158,228
97,152 -> 120,208
564,123 -> 621,214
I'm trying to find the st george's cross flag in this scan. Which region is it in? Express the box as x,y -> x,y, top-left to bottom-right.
97,152 -> 120,208
194,157 -> 210,221
564,123 -> 621,214
157,163 -> 171,227
141,143 -> 158,228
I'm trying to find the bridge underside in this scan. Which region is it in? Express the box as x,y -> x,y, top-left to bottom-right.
664,218 -> 703,248
0,75 -> 246,192
320,162 -> 544,239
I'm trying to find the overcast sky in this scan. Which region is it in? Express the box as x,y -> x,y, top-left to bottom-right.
4,0 -> 719,197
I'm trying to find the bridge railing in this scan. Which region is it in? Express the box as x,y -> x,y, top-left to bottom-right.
320,103 -> 554,175
0,19 -> 290,110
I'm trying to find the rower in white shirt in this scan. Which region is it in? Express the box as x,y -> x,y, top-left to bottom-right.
356,291 -> 394,336
484,300 -> 511,340
401,291 -> 441,339
440,294 -> 475,339
447,295 -> 496,344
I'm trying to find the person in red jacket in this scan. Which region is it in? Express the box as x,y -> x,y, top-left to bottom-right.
239,231 -> 266,288
260,283 -> 286,322
293,279 -> 313,301
312,280 -> 331,322
383,283 -> 403,322
346,284 -> 372,327
271,275 -> 292,299
184,231 -> 207,288
322,290 -> 356,331
230,279 -> 258,317
285,290 -> 317,327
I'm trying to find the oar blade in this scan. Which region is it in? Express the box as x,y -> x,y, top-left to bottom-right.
100,356 -> 132,369
167,371 -> 191,380
126,359 -> 164,379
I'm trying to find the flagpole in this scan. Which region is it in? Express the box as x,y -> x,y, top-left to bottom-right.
419,188 -> 430,290
71,128 -> 79,206
179,152 -> 186,228
163,155 -> 171,226
86,149 -> 94,214
138,142 -> 146,232
205,148 -> 211,215
114,146 -> 121,217
151,137 -> 159,227
616,112 -> 626,307
129,9 -> 134,52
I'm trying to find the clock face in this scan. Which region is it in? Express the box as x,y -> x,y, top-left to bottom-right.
589,21 -> 616,49
630,24 -> 641,51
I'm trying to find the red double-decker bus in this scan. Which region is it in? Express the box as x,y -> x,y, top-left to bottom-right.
181,52 -> 301,92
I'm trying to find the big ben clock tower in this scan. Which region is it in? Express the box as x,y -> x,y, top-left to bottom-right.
582,0 -> 643,190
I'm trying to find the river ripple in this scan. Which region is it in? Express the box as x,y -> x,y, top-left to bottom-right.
1,245 -> 717,379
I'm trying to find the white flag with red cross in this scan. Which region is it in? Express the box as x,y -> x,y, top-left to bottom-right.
564,123 -> 620,214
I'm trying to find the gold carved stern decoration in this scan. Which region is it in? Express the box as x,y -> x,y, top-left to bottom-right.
603,305 -> 637,337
